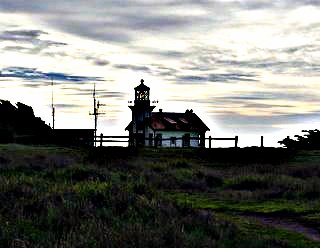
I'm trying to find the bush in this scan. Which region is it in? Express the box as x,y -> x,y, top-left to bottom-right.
279,129 -> 320,149
171,160 -> 191,169
230,177 -> 269,191
52,166 -> 109,182
205,175 -> 223,188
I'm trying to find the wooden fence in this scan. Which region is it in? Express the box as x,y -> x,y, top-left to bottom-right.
95,134 -> 239,148
207,136 -> 238,148
9,133 -> 268,148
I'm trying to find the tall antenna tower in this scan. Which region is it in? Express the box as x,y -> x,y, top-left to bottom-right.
89,83 -> 105,146
51,78 -> 55,129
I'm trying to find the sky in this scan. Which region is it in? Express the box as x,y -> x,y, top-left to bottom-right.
1,0 -> 320,147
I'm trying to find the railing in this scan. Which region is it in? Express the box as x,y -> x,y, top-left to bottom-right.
7,134 -> 268,148
95,134 -> 240,148
207,136 -> 238,148
96,135 -> 130,147
7,134 -> 269,148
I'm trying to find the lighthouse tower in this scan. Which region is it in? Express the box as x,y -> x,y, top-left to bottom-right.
127,79 -> 155,146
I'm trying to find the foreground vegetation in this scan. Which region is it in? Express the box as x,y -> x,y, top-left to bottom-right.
0,145 -> 319,247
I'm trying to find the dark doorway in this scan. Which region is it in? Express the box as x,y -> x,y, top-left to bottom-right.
149,133 -> 153,146
183,133 -> 190,147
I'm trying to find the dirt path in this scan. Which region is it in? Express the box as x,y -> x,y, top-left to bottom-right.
243,214 -> 320,242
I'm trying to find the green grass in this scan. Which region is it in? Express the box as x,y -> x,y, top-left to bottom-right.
165,192 -> 320,215
225,213 -> 319,248
0,145 -> 320,247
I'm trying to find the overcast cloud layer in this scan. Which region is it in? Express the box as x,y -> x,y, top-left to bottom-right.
0,0 -> 320,146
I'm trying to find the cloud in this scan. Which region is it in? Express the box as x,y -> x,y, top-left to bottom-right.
215,59 -> 320,76
84,56 -> 109,67
151,64 -> 179,77
286,0 -> 320,7
63,87 -> 124,99
150,50 -> 186,59
0,29 -> 67,46
181,92 -> 319,110
0,67 -> 103,84
207,110 -> 320,134
0,1 -> 213,44
215,92 -> 319,102
0,29 -> 67,54
208,72 -> 258,82
0,29 -> 46,41
176,71 -> 259,84
186,49 -> 320,77
242,103 -> 293,109
93,59 -> 110,66
113,64 -> 151,72
213,111 -> 320,126
131,48 -> 187,60
100,92 -> 125,98
49,103 -> 85,109
47,18 -> 133,44
280,44 -> 318,54
3,45 -> 31,53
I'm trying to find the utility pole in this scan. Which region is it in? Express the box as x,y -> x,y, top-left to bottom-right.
51,78 -> 55,129
89,83 -> 105,146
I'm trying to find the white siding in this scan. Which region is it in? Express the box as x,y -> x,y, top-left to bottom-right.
149,130 -> 200,148
144,126 -> 155,146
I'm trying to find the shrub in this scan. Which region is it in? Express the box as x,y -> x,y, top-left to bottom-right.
205,175 -> 223,188
229,176 -> 269,191
170,160 -> 191,169
53,166 -> 109,182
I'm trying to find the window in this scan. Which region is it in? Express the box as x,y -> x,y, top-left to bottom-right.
156,133 -> 162,147
136,90 -> 149,100
170,137 -> 176,147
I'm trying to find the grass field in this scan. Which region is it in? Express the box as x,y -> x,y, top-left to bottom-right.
0,144 -> 319,247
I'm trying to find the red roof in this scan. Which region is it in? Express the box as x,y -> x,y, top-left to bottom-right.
149,110 -> 209,132
125,110 -> 210,132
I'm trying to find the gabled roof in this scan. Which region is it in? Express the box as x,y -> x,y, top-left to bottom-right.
125,109 -> 210,132
149,110 -> 209,132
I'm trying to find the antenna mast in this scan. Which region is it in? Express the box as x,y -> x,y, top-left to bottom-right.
89,83 -> 105,146
51,78 -> 55,129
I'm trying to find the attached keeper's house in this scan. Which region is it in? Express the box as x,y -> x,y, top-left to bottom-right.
125,79 -> 210,147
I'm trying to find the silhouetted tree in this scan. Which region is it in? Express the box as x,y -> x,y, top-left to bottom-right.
278,129 -> 320,149
0,100 -> 51,143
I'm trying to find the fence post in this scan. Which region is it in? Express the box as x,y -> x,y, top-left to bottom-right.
261,136 -> 264,148
100,133 -> 103,147
235,136 -> 238,148
209,136 -> 212,149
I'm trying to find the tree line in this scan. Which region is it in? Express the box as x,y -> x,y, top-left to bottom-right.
279,129 -> 320,149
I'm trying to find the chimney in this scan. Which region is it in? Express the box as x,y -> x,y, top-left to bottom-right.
159,109 -> 162,113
